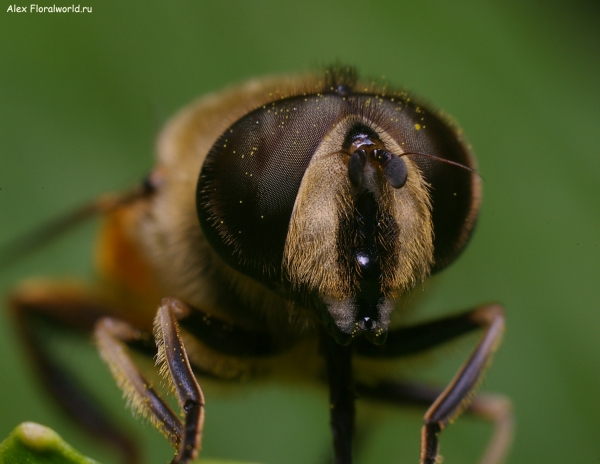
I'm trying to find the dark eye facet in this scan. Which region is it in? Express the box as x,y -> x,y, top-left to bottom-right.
196,94 -> 344,282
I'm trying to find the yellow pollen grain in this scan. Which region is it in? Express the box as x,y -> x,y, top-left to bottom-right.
414,124 -> 421,130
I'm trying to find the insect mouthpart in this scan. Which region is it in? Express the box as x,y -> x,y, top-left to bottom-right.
322,294 -> 392,347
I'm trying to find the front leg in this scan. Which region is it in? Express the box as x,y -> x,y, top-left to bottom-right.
358,304 -> 510,464
95,297 -> 204,464
357,381 -> 513,464
420,305 -> 505,464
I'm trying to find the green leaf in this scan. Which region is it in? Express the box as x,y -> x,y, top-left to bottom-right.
0,422 -> 99,464
0,423 -> 259,464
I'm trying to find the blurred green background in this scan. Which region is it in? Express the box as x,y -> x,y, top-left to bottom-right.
1,1 -> 599,463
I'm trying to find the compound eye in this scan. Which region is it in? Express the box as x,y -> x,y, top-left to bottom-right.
196,94 -> 344,283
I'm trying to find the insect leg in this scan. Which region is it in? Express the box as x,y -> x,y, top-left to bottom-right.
418,305 -> 504,464
357,304 -> 508,464
8,280 -> 140,464
321,332 -> 355,464
94,318 -> 183,449
467,393 -> 513,464
96,297 -> 205,464
0,183 -> 154,273
356,382 -> 513,464
153,297 -> 205,464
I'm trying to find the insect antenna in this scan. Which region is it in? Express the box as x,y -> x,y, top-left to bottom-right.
400,151 -> 478,175
0,184 -> 151,273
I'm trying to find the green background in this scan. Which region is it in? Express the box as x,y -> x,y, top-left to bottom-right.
1,1 -> 599,463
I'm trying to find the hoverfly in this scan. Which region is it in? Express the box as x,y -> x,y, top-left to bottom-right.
2,66 -> 513,464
